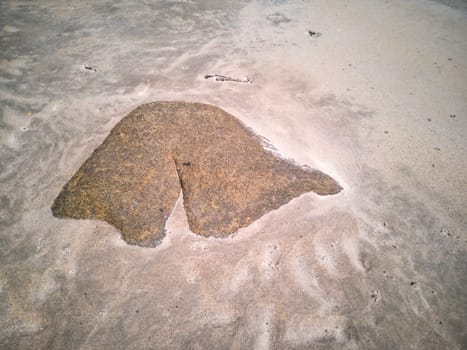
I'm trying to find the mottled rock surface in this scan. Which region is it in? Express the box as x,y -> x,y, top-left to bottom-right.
52,101 -> 341,246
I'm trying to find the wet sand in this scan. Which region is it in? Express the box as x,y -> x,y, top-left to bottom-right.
1,1 -> 466,349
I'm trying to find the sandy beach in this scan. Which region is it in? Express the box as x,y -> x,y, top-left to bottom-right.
1,0 -> 466,349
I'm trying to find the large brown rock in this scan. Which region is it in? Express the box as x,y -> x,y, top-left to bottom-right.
52,102 -> 342,246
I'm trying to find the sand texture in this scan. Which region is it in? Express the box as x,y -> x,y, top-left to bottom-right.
1,0 -> 466,349
52,101 -> 341,246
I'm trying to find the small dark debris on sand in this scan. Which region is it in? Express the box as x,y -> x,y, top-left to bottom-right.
370,290 -> 380,302
308,30 -> 321,37
84,65 -> 97,72
204,74 -> 251,83
440,228 -> 452,237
